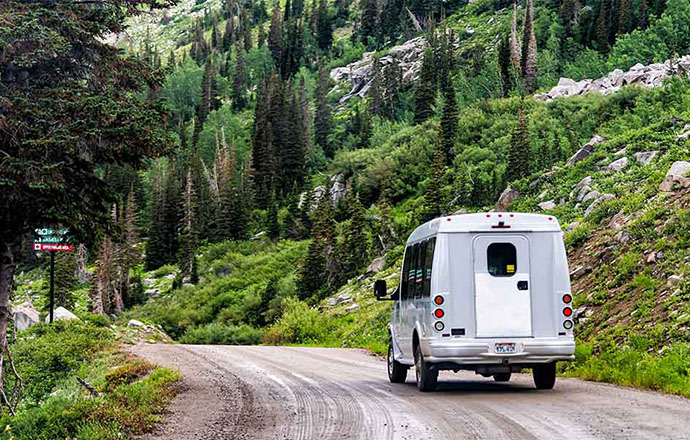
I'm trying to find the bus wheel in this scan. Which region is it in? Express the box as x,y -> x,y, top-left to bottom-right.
414,344 -> 438,392
387,340 -> 408,383
493,372 -> 511,382
533,363 -> 557,389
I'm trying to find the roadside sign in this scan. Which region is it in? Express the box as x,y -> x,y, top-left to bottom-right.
32,243 -> 74,252
33,227 -> 73,324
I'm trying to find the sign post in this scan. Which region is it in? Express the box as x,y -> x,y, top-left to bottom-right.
33,228 -> 72,323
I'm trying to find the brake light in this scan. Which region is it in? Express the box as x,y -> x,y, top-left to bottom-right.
434,309 -> 444,319
434,295 -> 444,305
563,307 -> 573,317
562,294 -> 572,304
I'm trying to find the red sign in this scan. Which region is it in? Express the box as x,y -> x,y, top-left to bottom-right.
33,243 -> 74,252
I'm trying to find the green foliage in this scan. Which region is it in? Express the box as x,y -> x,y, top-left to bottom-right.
179,323 -> 262,345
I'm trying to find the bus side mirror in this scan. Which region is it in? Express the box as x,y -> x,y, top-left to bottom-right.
374,280 -> 388,299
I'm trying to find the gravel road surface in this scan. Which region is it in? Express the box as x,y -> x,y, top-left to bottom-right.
132,344 -> 690,440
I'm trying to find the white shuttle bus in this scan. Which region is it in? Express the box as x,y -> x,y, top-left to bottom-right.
374,213 -> 576,392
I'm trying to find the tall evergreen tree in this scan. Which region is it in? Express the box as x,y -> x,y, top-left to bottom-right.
314,63 -> 332,156
53,251 -> 77,310
240,7 -> 253,51
359,0 -> 378,46
506,105 -> 531,182
597,0 -> 611,52
180,169 -> 199,284
232,43 -> 247,110
424,139 -> 446,221
498,34 -> 513,97
223,17 -> 235,51
218,131 -> 248,239
521,0 -> 538,93
340,195 -> 369,280
619,0 -> 632,34
194,58 -> 221,147
414,47 -> 436,124
268,4 -> 283,66
297,191 -> 335,298
440,82 -> 458,164
639,0 -> 649,29
316,0 -> 333,50
509,1 -> 521,71
251,77 -> 276,207
258,23 -> 267,47
368,57 -> 385,118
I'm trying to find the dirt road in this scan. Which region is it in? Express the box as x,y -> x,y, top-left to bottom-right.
132,344 -> 690,440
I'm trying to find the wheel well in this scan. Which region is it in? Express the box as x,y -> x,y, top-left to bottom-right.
412,330 -> 419,355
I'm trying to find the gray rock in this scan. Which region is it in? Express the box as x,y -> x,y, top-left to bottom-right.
165,273 -> 176,280
13,300 -> 39,331
646,252 -> 657,264
659,161 -> 690,191
496,186 -> 519,211
538,200 -> 557,211
145,288 -> 160,298
570,266 -> 585,278
45,307 -> 79,323
635,151 -> 659,166
344,303 -> 360,313
574,176 -> 593,189
667,275 -> 683,287
605,157 -> 629,172
329,173 -> 347,204
366,256 -> 386,274
576,186 -> 592,202
567,135 -> 606,165
127,319 -> 145,327
565,221 -> 581,231
584,194 -> 615,217
537,190 -> 548,200
608,69 -> 625,87
615,231 -> 632,244
327,294 -> 352,307
613,147 -> 627,156
608,210 -> 627,231
581,190 -> 601,204
143,278 -> 155,287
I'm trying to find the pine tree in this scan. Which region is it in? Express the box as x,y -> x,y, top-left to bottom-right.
368,57 -> 385,118
145,169 -> 165,270
382,60 -> 402,120
619,0 -> 631,34
597,0 -> 610,52
218,130 -> 248,239
439,82 -> 458,164
53,251 -> 77,310
424,139 -> 446,221
232,43 -> 247,110
359,0 -> 378,46
559,0 -> 576,36
521,0 -> 538,93
506,105 -> 531,182
340,195 -> 369,280
639,0 -> 649,30
241,7 -> 253,51
414,47 -> 436,125
251,77 -> 276,207
297,191 -> 335,299
509,1 -> 521,71
314,63 -> 332,156
161,160 -> 181,264
168,49 -> 177,68
258,23 -> 266,47
194,58 -> 220,147
281,83 -> 307,190
223,17 -> 235,51
269,5 -> 283,66
316,0 -> 333,50
180,169 -> 198,284
212,22 -> 221,49
498,34 -> 513,97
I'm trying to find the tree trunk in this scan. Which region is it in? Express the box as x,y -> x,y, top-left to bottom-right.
0,239 -> 19,354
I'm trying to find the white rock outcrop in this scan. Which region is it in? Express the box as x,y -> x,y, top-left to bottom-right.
659,161 -> 690,191
45,306 -> 79,323
13,300 -> 40,331
535,55 -> 690,102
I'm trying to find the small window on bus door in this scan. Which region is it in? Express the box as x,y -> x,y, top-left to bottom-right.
414,241 -> 426,299
401,246 -> 412,300
487,242 -> 517,277
423,237 -> 436,297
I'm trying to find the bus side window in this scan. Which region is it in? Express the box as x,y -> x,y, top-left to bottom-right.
408,244 -> 418,300
415,241 -> 426,299
423,237 -> 436,297
401,246 -> 411,300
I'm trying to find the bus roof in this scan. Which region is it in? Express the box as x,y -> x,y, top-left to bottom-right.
406,213 -> 562,245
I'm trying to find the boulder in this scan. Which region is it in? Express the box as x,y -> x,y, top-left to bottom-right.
608,210 -> 627,231
565,221 -> 581,231
567,135 -> 606,165
605,157 -> 629,172
366,256 -> 386,274
495,186 -> 519,211
13,300 -> 40,332
537,190 -> 548,200
581,190 -> 601,204
127,319 -> 145,327
145,288 -> 161,298
615,231 -> 632,244
646,252 -> 657,264
584,194 -> 615,217
538,200 -> 557,211
327,294 -> 352,307
574,176 -> 593,189
659,161 -> 690,191
329,173 -> 347,204
608,69 -> 625,87
667,275 -> 683,287
143,278 -> 155,287
613,147 -> 627,156
344,303 -> 360,313
576,186 -> 592,202
45,307 -> 79,323
635,151 -> 659,166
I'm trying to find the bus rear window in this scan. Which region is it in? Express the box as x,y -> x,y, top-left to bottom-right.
487,243 -> 517,277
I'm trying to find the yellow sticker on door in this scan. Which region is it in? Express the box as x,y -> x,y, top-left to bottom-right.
506,264 -> 515,273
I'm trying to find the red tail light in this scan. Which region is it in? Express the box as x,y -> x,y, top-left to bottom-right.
434,309 -> 444,319
563,307 -> 573,317
562,294 -> 572,304
434,295 -> 444,305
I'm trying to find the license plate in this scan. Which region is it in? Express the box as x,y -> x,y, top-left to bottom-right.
495,343 -> 516,354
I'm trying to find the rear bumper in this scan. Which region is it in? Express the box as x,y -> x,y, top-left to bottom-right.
424,337 -> 575,365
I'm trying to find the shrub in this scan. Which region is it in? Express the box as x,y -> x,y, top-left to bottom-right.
104,359 -> 155,392
179,323 -> 262,345
263,298 -> 333,345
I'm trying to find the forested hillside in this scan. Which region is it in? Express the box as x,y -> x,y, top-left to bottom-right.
2,0 -> 690,429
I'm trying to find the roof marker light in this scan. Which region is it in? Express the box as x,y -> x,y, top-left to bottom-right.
548,217 -> 554,221
447,218 -> 451,221
486,214 -> 491,218
510,214 -> 514,218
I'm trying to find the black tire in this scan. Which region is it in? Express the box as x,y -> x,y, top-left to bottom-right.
414,344 -> 438,392
387,340 -> 408,383
533,362 -> 557,389
493,372 -> 512,382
